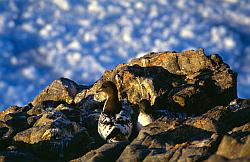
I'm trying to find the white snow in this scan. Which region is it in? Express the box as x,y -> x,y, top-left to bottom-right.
135,2 -> 144,9
180,27 -> 194,39
40,24 -> 53,37
22,23 -> 34,32
67,40 -> 81,50
21,66 -> 36,80
66,52 -> 81,65
224,0 -> 238,4
53,0 -> 70,11
224,37 -> 236,49
10,56 -> 18,65
88,1 -> 102,13
0,15 -> 4,33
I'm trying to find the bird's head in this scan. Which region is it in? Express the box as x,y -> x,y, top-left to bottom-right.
97,81 -> 121,114
138,99 -> 152,114
97,81 -> 118,97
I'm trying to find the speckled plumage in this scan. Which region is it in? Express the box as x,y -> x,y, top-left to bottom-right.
98,107 -> 132,142
97,81 -> 133,142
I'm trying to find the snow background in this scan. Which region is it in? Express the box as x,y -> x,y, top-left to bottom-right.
0,0 -> 250,110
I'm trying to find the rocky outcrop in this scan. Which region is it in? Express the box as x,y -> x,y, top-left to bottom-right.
0,49 -> 249,162
71,141 -> 129,162
87,49 -> 237,115
117,99 -> 250,162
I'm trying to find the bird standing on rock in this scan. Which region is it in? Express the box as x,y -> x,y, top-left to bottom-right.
97,81 -> 132,142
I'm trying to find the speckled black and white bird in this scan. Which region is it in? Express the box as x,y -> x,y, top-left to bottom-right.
97,81 -> 133,142
137,99 -> 154,131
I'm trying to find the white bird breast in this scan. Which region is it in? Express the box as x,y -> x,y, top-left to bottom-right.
137,112 -> 154,131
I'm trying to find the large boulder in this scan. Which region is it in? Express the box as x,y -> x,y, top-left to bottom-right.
216,123 -> 250,159
13,110 -> 93,159
31,78 -> 81,110
0,121 -> 14,150
83,49 -> 237,114
206,123 -> 250,162
0,104 -> 32,151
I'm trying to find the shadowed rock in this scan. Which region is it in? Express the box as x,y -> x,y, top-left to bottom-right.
86,49 -> 237,115
71,141 -> 128,162
216,123 -> 250,160
13,110 -> 93,159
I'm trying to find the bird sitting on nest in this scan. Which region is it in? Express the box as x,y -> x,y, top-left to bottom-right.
137,99 -> 154,131
137,99 -> 188,131
97,81 -> 133,143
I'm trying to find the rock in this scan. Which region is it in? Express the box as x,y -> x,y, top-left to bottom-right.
87,49 -> 236,114
71,141 -> 128,162
206,154 -> 250,162
55,104 -> 83,123
13,111 -> 93,159
0,49 -> 244,161
185,99 -> 250,134
30,78 -> 81,112
26,115 -> 40,126
0,121 -> 14,150
4,113 -> 29,133
117,118 -> 219,162
117,99 -> 249,162
0,106 -> 21,122
216,123 -> 250,159
0,104 -> 33,150
0,145 -> 42,162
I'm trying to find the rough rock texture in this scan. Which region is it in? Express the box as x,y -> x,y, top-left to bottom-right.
71,141 -> 128,162
0,49 -> 249,162
117,99 -> 250,162
87,49 -> 237,115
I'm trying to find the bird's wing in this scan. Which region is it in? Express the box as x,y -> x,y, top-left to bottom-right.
115,110 -> 133,136
98,112 -> 116,140
98,110 -> 133,141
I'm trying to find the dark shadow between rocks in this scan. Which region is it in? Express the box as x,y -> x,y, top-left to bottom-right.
0,104 -> 33,151
75,141 -> 129,162
126,65 -> 184,93
216,103 -> 250,134
76,95 -> 105,147
123,65 -> 236,115
117,125 -> 217,162
124,65 -> 186,111
27,100 -> 67,116
151,124 -> 213,146
197,69 -> 237,108
13,129 -> 93,161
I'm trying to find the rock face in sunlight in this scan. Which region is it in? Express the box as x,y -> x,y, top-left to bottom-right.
0,49 -> 249,162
